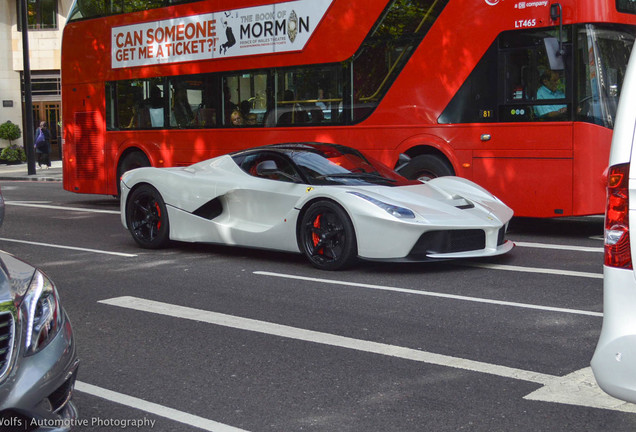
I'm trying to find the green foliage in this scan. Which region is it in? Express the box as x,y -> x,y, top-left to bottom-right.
0,145 -> 26,164
71,0 -> 164,20
0,121 -> 22,146
0,121 -> 25,163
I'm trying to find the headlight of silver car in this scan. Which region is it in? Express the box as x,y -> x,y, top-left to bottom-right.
348,192 -> 416,219
22,270 -> 62,355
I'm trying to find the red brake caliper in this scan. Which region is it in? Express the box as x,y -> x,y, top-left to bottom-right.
312,215 -> 323,255
155,202 -> 161,229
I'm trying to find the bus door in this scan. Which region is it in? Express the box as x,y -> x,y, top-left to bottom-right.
440,27 -> 576,217
470,123 -> 574,218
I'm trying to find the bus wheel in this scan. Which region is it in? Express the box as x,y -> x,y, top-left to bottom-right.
298,201 -> 358,270
399,154 -> 454,182
126,184 -> 170,249
117,152 -> 150,193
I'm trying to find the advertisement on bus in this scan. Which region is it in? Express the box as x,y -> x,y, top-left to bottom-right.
111,0 -> 332,69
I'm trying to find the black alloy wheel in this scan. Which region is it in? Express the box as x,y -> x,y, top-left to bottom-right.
298,201 -> 357,270
126,184 -> 170,249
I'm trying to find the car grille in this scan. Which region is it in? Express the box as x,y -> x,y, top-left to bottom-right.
0,311 -> 14,380
409,229 -> 486,258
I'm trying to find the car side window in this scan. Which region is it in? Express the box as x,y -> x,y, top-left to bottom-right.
238,153 -> 301,183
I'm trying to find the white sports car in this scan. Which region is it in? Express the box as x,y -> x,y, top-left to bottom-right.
120,143 -> 514,270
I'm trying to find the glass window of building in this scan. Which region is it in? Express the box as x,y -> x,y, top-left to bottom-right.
17,0 -> 58,30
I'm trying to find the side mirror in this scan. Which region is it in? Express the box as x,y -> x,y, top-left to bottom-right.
549,3 -> 565,56
256,160 -> 278,176
255,159 -> 300,182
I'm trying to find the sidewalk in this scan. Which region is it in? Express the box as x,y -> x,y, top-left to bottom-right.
0,160 -> 62,182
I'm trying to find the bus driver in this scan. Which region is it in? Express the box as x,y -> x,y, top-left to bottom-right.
534,70 -> 567,118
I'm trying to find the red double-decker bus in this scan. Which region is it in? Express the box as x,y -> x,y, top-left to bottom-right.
61,0 -> 636,217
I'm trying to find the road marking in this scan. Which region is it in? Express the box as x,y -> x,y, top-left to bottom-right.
514,241 -> 603,253
462,262 -> 603,279
100,296 -> 556,384
524,367 -> 636,413
254,271 -> 603,317
75,381 -> 250,432
5,201 -> 120,214
0,237 -> 137,257
100,296 -> 634,413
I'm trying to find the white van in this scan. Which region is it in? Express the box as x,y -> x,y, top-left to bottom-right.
591,45 -> 636,403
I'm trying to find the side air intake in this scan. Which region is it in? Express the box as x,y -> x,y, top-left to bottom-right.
193,198 -> 223,220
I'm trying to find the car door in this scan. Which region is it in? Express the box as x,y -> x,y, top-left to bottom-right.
223,151 -> 307,251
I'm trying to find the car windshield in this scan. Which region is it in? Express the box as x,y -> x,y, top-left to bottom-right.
281,144 -> 418,186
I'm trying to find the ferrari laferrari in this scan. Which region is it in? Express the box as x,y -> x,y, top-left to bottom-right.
120,143 -> 514,270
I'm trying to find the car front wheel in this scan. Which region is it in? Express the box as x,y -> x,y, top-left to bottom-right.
298,201 -> 357,270
126,184 -> 170,249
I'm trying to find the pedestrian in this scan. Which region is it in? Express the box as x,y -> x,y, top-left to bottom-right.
34,121 -> 51,169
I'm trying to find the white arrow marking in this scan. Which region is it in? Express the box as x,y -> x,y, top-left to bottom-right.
524,367 -> 636,413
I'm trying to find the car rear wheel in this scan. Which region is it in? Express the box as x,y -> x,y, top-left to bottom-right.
126,184 -> 170,249
298,201 -> 357,270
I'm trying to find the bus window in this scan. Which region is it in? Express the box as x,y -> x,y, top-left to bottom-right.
122,1 -> 163,14
169,78 -> 201,129
108,78 -> 167,129
223,72 -> 269,127
617,0 -> 636,14
438,44 -> 498,124
575,24 -> 635,128
269,65 -> 344,127
500,27 -> 571,122
353,0 -> 449,122
440,27 -> 573,124
107,80 -> 142,129
68,0 -> 198,21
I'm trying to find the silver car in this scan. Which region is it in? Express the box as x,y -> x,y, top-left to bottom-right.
591,44 -> 636,402
0,190 -> 79,429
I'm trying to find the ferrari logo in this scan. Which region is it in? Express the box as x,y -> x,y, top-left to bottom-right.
306,187 -> 314,193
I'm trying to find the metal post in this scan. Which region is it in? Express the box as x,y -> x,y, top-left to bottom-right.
20,0 -> 36,175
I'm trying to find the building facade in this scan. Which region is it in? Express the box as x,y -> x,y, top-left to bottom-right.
0,0 -> 73,158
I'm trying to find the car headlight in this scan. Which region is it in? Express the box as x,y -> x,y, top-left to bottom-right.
22,270 -> 62,355
348,192 -> 415,219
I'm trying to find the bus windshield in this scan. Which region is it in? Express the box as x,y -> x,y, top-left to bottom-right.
576,24 -> 635,128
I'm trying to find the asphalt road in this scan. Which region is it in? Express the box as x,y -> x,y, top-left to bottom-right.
1,180 -> 634,432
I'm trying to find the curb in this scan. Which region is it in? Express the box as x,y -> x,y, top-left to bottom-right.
0,176 -> 62,182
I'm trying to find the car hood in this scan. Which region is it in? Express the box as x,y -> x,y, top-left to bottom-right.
345,180 -> 513,225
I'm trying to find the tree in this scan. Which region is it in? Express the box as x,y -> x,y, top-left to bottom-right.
0,121 -> 22,146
